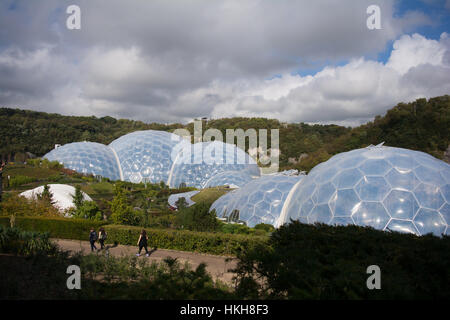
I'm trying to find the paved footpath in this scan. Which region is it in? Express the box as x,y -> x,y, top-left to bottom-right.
52,239 -> 238,284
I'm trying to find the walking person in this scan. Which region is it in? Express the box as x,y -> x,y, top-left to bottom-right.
98,227 -> 107,250
136,229 -> 149,257
89,228 -> 97,252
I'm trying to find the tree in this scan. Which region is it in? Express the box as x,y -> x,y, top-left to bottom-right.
175,197 -> 188,210
72,201 -> 102,220
72,184 -> 84,210
109,183 -> 139,225
37,184 -> 55,205
175,202 -> 220,232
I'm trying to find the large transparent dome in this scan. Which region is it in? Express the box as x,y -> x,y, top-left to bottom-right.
203,170 -> 256,188
168,141 -> 260,189
210,174 -> 304,227
44,142 -> 121,180
44,130 -> 261,188
284,146 -> 450,236
109,130 -> 187,184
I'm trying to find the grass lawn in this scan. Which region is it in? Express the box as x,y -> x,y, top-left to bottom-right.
191,186 -> 230,204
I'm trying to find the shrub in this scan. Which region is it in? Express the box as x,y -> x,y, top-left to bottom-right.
0,225 -> 57,256
103,224 -> 267,256
219,223 -> 267,236
254,223 -> 275,233
0,216 -> 107,241
0,194 -> 60,217
9,175 -> 35,187
233,220 -> 450,299
71,201 -> 103,221
175,202 -> 220,232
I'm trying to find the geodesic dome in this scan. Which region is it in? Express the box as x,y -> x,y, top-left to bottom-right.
210,174 -> 305,227
203,170 -> 256,188
283,146 -> 450,236
44,130 -> 261,188
44,142 -> 122,180
108,130 -> 187,184
168,141 -> 260,189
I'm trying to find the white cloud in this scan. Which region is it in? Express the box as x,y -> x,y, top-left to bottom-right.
0,1 -> 447,125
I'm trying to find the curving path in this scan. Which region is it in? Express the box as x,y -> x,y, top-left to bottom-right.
52,238 -> 237,284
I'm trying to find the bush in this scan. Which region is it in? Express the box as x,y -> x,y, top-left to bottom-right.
9,175 -> 35,187
254,223 -> 275,233
0,216 -> 107,241
175,202 -> 221,232
0,225 -> 57,256
0,194 -> 60,217
233,220 -> 450,299
103,224 -> 267,256
71,201 -> 103,221
220,223 -> 267,236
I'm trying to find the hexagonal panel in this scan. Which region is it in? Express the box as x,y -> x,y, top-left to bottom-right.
414,208 -> 446,236
359,159 -> 392,176
383,190 -> 419,220
337,155 -> 366,169
386,153 -> 418,170
414,183 -> 445,210
352,202 -> 390,230
332,168 -> 363,189
329,189 -> 361,217
385,168 -> 419,191
308,204 -> 332,224
312,182 -> 336,204
415,165 -> 446,186
356,176 -> 391,201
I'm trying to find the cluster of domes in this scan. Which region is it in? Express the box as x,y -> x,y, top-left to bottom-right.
211,146 -> 450,236
44,130 -> 260,188
45,131 -> 450,236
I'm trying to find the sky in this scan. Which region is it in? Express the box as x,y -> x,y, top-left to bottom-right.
0,0 -> 449,126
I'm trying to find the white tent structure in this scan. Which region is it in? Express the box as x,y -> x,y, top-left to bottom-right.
20,184 -> 92,214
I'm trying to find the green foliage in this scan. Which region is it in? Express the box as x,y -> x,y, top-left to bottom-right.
254,223 -> 275,233
219,223 -> 269,236
0,194 -> 61,217
103,224 -> 266,255
9,175 -> 35,187
0,225 -> 57,256
72,184 -> 84,210
71,201 -> 103,221
109,183 -> 140,226
0,108 -> 184,161
3,95 -> 449,173
36,184 -> 55,205
174,197 -> 188,210
0,216 -> 107,241
175,202 -> 221,232
0,242 -> 233,299
233,220 -> 450,299
78,253 -> 233,299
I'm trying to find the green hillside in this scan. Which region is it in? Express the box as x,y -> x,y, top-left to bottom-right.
1,95 -> 449,172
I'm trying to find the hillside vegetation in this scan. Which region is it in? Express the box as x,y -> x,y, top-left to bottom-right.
1,95 -> 449,172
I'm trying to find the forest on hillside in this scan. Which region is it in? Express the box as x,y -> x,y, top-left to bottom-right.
1,95 -> 449,172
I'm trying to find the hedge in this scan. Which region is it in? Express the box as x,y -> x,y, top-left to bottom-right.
0,216 -> 107,241
103,224 -> 267,256
0,216 -> 267,256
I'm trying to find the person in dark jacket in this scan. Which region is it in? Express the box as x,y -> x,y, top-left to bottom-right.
136,229 -> 149,257
89,228 -> 97,252
98,227 -> 107,249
